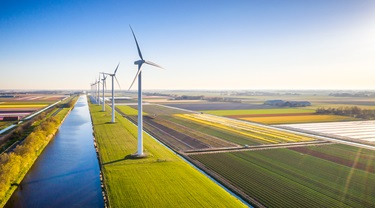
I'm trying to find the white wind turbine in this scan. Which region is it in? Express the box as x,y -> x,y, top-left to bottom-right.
90,82 -> 96,103
97,76 -> 101,105
101,74 -> 108,111
128,26 -> 163,157
101,63 -> 121,123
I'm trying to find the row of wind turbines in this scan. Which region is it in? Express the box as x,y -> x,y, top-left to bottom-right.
90,26 -> 163,157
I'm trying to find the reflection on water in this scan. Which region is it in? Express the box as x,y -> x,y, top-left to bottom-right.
5,96 -> 104,208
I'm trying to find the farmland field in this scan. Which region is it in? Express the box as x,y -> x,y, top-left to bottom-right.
190,144 -> 375,208
177,113 -> 316,144
114,99 -> 375,207
0,94 -> 67,122
119,104 -> 318,151
0,121 -> 11,130
164,102 -> 277,111
241,114 -> 356,124
279,120 -> 375,145
202,108 -> 315,116
89,103 -> 246,207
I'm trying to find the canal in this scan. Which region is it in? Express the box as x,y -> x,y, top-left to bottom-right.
5,96 -> 104,208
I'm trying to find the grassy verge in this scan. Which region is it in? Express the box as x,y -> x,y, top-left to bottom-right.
89,103 -> 246,207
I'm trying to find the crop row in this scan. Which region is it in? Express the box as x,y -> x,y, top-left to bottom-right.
165,116 -> 261,146
154,117 -> 237,148
178,114 -> 315,144
289,144 -> 375,173
190,145 -> 375,207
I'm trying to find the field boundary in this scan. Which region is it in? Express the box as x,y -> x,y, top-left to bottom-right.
184,140 -> 332,155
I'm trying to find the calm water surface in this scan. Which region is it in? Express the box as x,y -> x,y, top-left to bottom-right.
5,96 -> 104,208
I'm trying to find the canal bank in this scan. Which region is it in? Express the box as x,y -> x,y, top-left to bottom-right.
4,96 -> 104,208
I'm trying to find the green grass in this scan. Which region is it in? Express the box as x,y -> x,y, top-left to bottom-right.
202,108 -> 315,116
89,103 -> 246,208
116,105 -> 147,116
190,144 -> 375,208
0,121 -> 13,130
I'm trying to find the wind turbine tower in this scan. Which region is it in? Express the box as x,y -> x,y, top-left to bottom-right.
101,63 -> 121,123
128,26 -> 163,157
97,76 -> 101,105
101,74 -> 108,111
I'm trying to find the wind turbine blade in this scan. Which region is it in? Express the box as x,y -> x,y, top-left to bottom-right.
114,76 -> 122,90
114,62 -> 120,75
129,25 -> 143,60
128,65 -> 143,90
145,60 -> 164,69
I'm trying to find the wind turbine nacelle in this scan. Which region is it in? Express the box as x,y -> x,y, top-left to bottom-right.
134,60 -> 145,65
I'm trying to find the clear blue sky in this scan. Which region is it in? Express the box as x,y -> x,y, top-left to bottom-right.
1,0 -> 374,90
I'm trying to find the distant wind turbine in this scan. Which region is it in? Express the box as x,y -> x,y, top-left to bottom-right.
97,76 -> 101,106
128,26 -> 164,157
90,82 -> 96,103
101,63 -> 121,123
101,74 -> 108,111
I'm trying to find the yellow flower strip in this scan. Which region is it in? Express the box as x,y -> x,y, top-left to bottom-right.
192,114 -> 313,142
177,114 -> 278,144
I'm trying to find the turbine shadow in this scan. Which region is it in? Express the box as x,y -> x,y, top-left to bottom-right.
103,154 -> 150,165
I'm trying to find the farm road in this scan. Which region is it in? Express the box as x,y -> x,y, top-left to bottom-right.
184,140 -> 331,155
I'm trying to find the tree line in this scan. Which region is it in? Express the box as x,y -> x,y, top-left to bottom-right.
316,106 -> 375,119
0,116 -> 61,201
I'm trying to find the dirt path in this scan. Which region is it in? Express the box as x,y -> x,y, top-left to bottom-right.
184,140 -> 332,155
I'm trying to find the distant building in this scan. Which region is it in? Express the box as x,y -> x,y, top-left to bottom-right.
264,100 -> 285,106
264,100 -> 311,107
0,95 -> 16,98
3,116 -> 20,121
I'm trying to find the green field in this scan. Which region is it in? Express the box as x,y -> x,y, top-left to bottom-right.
190,144 -> 375,208
116,105 -> 147,116
202,108 -> 315,116
0,121 -> 12,130
89,103 -> 246,207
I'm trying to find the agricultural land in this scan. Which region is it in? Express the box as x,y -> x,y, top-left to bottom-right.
113,91 -> 375,207
89,101 -> 246,207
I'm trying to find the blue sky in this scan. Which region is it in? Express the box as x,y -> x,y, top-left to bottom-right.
1,0 -> 374,90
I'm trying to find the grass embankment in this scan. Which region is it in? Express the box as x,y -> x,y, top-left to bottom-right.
0,95 -> 78,207
89,103 -> 246,208
190,144 -> 375,208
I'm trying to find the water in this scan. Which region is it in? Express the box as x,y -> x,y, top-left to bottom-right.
5,96 -> 104,208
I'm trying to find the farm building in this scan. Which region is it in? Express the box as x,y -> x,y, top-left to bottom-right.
264,100 -> 311,107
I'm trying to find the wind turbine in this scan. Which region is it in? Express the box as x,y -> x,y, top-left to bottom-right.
90,82 -> 96,103
97,75 -> 101,105
128,26 -> 163,157
101,63 -> 121,122
101,74 -> 108,111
